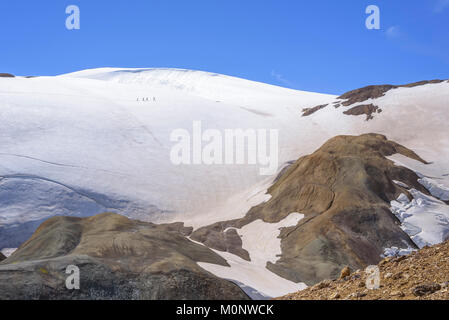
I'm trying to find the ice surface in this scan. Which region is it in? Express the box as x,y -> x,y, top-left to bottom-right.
390,190 -> 449,248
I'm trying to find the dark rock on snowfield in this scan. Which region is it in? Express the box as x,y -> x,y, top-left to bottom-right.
338,79 -> 446,106
0,73 -> 15,77
343,104 -> 382,121
0,213 -> 249,300
0,252 -> 6,262
302,104 -> 328,116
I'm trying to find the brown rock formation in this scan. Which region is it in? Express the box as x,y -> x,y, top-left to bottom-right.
192,133 -> 430,286
339,266 -> 351,279
302,104 -> 328,117
338,80 -> 446,106
343,104 -> 382,121
0,213 -> 249,300
190,223 -> 250,261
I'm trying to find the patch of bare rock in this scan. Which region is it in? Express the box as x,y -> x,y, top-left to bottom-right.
338,80 -> 446,106
302,104 -> 328,116
0,73 -> 15,78
343,104 -> 382,121
0,213 -> 249,300
301,79 -> 446,119
278,239 -> 449,300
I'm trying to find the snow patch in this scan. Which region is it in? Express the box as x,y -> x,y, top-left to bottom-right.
0,248 -> 16,258
197,212 -> 307,298
238,212 -> 304,265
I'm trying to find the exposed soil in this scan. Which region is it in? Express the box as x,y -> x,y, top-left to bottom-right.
279,239 -> 449,300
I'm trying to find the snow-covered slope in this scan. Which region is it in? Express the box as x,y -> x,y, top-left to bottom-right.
0,68 -> 335,247
1,68 -> 449,298
1,69 -> 449,238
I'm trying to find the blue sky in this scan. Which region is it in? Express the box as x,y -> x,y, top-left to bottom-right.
0,0 -> 448,94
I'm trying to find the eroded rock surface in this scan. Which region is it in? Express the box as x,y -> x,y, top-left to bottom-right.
192,134 -> 431,286
0,213 -> 249,300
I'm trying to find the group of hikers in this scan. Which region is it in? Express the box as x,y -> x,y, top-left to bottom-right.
137,97 -> 156,102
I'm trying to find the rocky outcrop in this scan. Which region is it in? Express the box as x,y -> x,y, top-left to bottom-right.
301,79 -> 447,118
302,104 -> 328,117
338,80 -> 446,106
190,223 -> 250,261
192,133 -> 431,286
0,73 -> 14,78
0,213 -> 249,300
279,239 -> 449,300
0,252 -> 6,262
343,104 -> 382,121
339,266 -> 351,279
262,134 -> 428,285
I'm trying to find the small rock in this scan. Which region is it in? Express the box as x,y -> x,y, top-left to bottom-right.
313,280 -> 332,290
329,292 -> 340,299
358,281 -> 365,288
392,272 -> 403,280
339,266 -> 351,279
347,292 -> 366,299
384,272 -> 393,279
441,281 -> 449,288
390,290 -> 405,297
351,274 -> 361,280
412,283 -> 441,297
